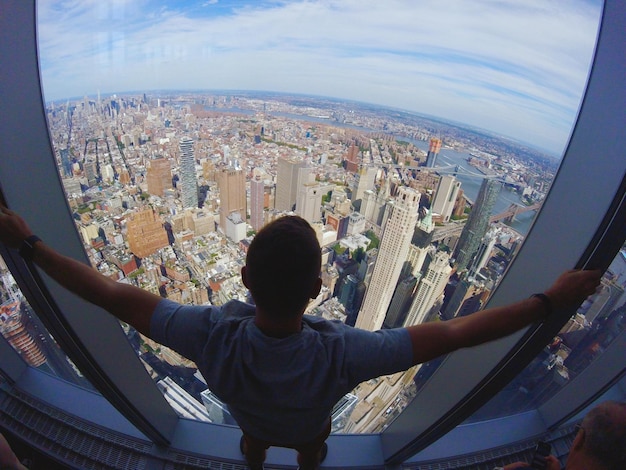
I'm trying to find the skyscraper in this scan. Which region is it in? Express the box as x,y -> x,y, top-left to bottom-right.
217,168 -> 246,230
431,175 -> 461,222
454,178 -> 501,271
297,182 -> 328,224
468,227 -> 499,280
250,175 -> 265,231
179,137 -> 198,208
426,137 -> 442,167
345,143 -> 360,173
59,148 -> 72,177
441,279 -> 490,320
412,209 -> 435,248
353,166 -> 378,204
403,250 -> 452,327
441,279 -> 471,320
384,275 -> 418,329
275,157 -> 306,212
356,186 -> 420,331
146,157 -> 172,197
338,274 -> 360,314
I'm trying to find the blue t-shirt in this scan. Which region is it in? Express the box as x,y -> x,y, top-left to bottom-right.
150,299 -> 413,444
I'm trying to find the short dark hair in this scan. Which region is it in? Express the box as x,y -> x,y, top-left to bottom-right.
582,401 -> 626,469
245,216 -> 321,317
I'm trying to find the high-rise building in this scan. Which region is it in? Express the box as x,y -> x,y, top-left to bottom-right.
384,275 -> 418,329
406,244 -> 430,277
353,166 -> 378,205
250,175 -> 265,231
441,278 -> 471,320
225,212 -> 247,243
126,208 -> 169,258
331,187 -> 352,217
582,279 -> 624,324
356,186 -> 420,331
357,248 -> 377,285
431,175 -> 461,223
146,157 -> 172,197
296,182 -> 324,224
118,168 -> 131,185
84,159 -> 98,187
185,208 -> 215,236
338,274 -> 360,314
454,178 -> 501,271
403,250 -> 452,326
179,137 -> 198,208
0,301 -> 46,367
347,212 -> 366,236
275,157 -> 306,212
412,209 -> 435,248
217,168 -> 246,230
361,188 -> 392,228
326,213 -> 349,239
345,143 -> 360,173
442,280 -> 490,320
426,137 -> 442,167
468,227 -> 499,279
59,148 -> 72,177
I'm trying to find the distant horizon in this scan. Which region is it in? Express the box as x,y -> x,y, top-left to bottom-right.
47,87 -> 562,159
37,1 -> 602,157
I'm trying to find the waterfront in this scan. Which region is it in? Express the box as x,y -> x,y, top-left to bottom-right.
407,141 -> 536,236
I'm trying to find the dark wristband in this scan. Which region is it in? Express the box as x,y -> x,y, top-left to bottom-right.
531,292 -> 552,318
19,235 -> 42,260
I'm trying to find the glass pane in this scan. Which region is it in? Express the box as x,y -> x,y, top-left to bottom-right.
36,1 -> 602,430
469,244 -> 626,422
0,254 -> 94,389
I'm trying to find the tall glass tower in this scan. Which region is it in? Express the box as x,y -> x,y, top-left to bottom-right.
179,136 -> 198,209
454,178 -> 501,271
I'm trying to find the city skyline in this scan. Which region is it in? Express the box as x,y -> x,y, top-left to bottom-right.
36,0 -> 602,155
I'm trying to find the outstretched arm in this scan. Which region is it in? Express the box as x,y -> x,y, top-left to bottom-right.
406,268 -> 602,365
0,205 -> 161,336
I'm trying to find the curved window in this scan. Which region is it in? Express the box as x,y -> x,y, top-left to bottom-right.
0,1 -> 624,468
0,253 -> 92,389
470,244 -> 626,422
35,0 -> 602,432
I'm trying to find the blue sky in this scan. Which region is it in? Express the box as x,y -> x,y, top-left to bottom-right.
37,0 -> 603,155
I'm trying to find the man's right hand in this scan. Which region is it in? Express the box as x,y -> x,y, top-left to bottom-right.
0,204 -> 35,249
0,204 -> 161,337
544,269 -> 602,310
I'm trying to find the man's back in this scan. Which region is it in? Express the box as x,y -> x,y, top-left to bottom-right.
150,298 -> 413,444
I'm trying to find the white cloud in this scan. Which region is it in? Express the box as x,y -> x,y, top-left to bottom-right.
36,0 -> 602,154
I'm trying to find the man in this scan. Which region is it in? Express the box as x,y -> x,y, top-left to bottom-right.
0,206 -> 602,470
502,401 -> 626,470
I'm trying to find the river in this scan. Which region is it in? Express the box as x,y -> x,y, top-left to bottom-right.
408,141 -> 536,237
